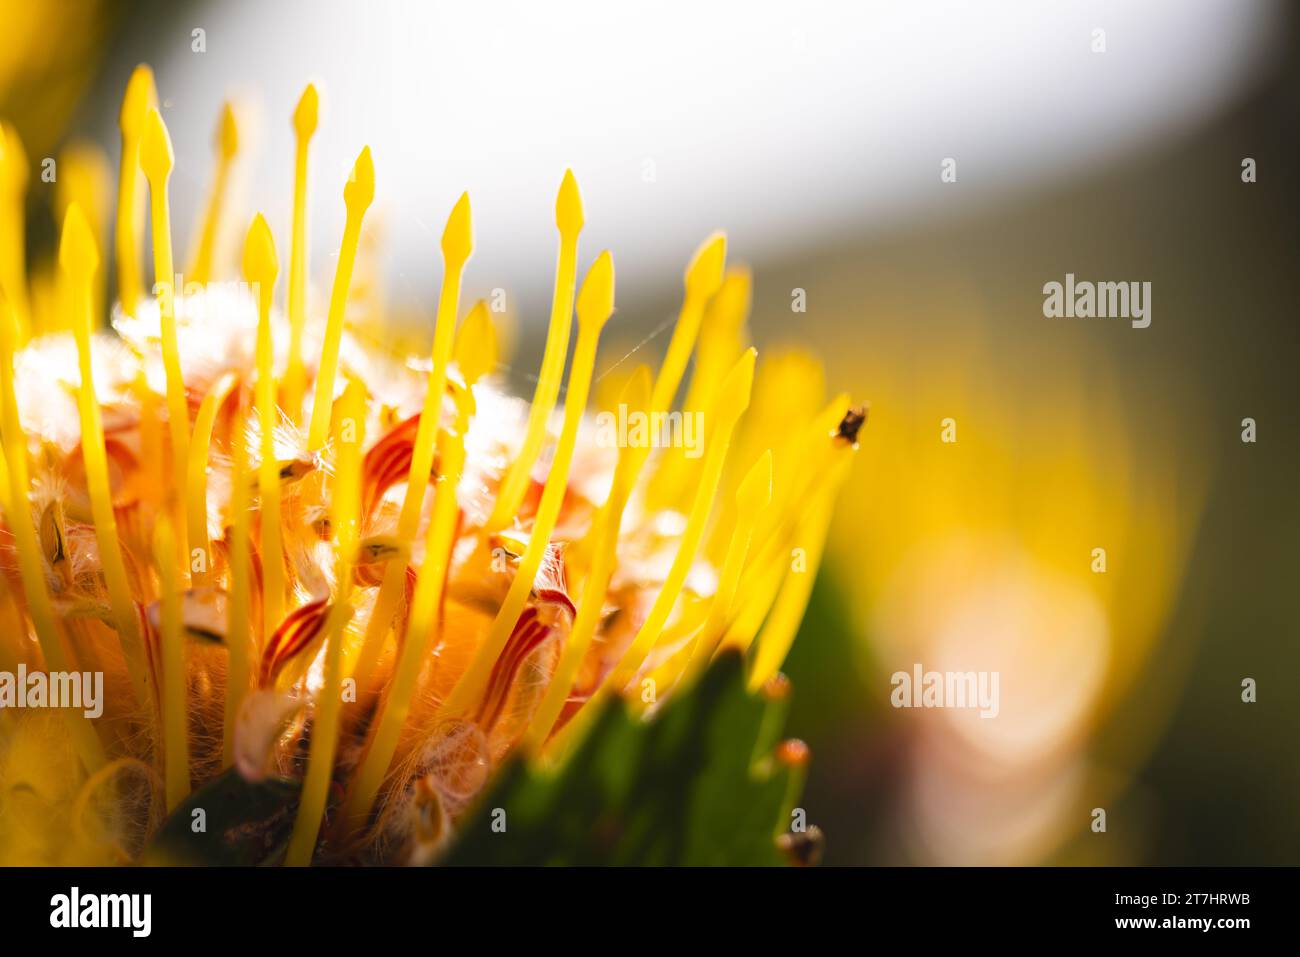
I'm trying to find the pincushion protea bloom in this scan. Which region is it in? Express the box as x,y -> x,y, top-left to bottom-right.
0,66 -> 861,866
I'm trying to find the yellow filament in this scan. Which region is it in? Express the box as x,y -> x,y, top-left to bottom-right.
286,379 -> 365,865
115,65 -> 155,316
152,515 -> 191,811
545,359 -> 755,767
721,540 -> 789,655
185,372 -> 237,587
223,402 -> 252,766
484,169 -> 583,532
56,142 -> 112,329
747,452 -> 852,690
440,250 -> 616,719
519,364 -> 653,756
341,297 -> 492,830
306,146 -> 374,451
734,392 -> 849,601
645,267 -> 750,512
648,232 -> 727,416
341,425 -> 466,835
0,122 -> 31,343
61,203 -> 149,706
454,299 -> 497,390
186,101 -> 239,285
349,193 -> 471,688
283,83 -> 320,420
709,351 -> 825,559
140,108 -> 190,567
674,448 -> 772,688
597,347 -> 755,697
0,299 -> 105,772
242,213 -> 284,640
721,402 -> 852,656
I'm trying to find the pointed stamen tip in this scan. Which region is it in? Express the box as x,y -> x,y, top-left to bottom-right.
684,231 -> 727,297
218,102 -> 239,159
119,64 -> 157,136
293,82 -> 320,137
736,448 -> 773,513
0,124 -> 27,191
555,168 -> 584,235
440,191 -> 473,263
344,145 -> 375,212
576,251 -> 615,327
619,363 -> 653,413
709,346 -> 757,423
835,404 -> 867,446
730,345 -> 758,389
242,213 -> 279,286
340,376 -> 368,419
58,202 -> 100,279
139,108 -> 175,182
454,300 -> 497,387
717,266 -> 753,312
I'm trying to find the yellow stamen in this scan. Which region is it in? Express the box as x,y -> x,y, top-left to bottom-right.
453,298 -> 497,389
242,213 -> 285,640
747,452 -> 852,690
186,101 -> 240,285
55,141 -> 112,328
519,364 -> 653,755
186,371 -> 237,587
222,401 -> 252,767
709,351 -> 824,560
152,514 -> 191,811
0,298 -> 104,772
599,347 -> 755,696
140,107 -> 191,568
676,448 -> 771,686
350,193 -> 471,688
484,169 -> 582,532
286,379 -> 364,865
61,203 -> 150,705
720,543 -> 787,655
741,392 -> 849,585
283,83 -> 320,420
721,397 -> 851,654
0,122 -> 31,343
341,418 -> 466,836
442,251 -> 615,719
306,145 -> 374,451
648,232 -> 727,416
114,65 -> 156,317
645,267 -> 750,511
134,369 -> 163,510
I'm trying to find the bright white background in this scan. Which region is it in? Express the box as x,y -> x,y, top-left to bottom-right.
101,0 -> 1285,314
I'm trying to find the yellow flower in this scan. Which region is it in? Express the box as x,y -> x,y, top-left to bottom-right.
0,68 -> 858,865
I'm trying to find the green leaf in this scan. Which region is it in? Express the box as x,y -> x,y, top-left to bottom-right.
143,770 -> 299,866
141,651 -> 807,866
441,649 -> 804,866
